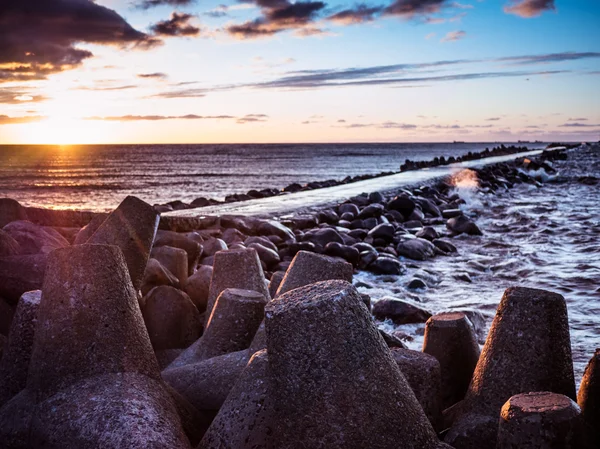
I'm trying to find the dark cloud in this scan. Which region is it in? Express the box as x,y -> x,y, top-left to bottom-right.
559,122 -> 600,128
383,0 -> 450,18
497,52 -> 600,65
151,88 -> 209,98
0,0 -> 160,83
138,72 -> 169,79
237,114 -> 269,123
150,13 -> 201,37
0,115 -> 46,125
504,0 -> 555,18
136,0 -> 196,10
204,5 -> 230,18
327,4 -> 384,24
226,0 -> 326,39
0,89 -> 49,104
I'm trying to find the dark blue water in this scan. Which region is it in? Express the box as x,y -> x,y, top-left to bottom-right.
0,143 -> 540,211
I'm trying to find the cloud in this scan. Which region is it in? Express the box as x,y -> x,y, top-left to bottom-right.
441,30 -> 466,42
136,0 -> 196,9
0,115 -> 46,125
74,85 -> 138,91
151,13 -> 201,37
0,88 -> 49,104
327,4 -> 384,25
486,117 -> 501,121
567,117 -> 587,121
497,52 -> 600,65
237,113 -> 269,123
151,88 -> 209,98
559,122 -> 600,128
225,0 -> 326,39
504,0 -> 555,18
0,0 -> 160,83
383,0 -> 452,19
138,72 -> 169,79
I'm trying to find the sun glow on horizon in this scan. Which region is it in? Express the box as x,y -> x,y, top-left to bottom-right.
17,116 -> 113,145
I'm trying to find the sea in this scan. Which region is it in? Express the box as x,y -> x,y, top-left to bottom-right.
1,141 -> 598,383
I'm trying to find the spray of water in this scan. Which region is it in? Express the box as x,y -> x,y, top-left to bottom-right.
450,169 -> 483,213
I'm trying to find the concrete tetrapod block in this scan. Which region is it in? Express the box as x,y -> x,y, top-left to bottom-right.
422,312 -> 480,409
265,280 -> 450,449
274,250 -> 353,297
445,287 -> 576,449
578,349 -> 600,449
86,195 -> 160,291
205,248 -> 270,326
27,244 -> 161,401
162,349 -> 251,414
0,291 -> 40,408
391,348 -> 443,431
198,349 -> 274,449
151,245 -> 189,285
497,392 -> 582,449
169,288 -> 266,369
141,285 -> 202,351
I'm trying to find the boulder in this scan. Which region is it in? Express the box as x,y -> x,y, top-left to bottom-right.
184,265 -> 213,312
248,242 -> 280,268
198,349 -> 273,449
0,291 -> 40,407
268,271 -> 286,298
0,198 -> 28,228
338,203 -> 360,217
416,226 -> 439,241
391,348 -> 443,431
256,220 -> 296,241
433,239 -> 457,254
265,280 -> 448,449
0,230 -> 21,256
368,256 -> 405,275
141,286 -> 202,351
275,250 -> 353,297
358,203 -> 384,219
302,227 -> 343,248
0,254 -> 47,305
387,195 -> 416,219
200,238 -> 228,257
3,220 -> 69,255
141,258 -> 180,296
169,289 -> 265,368
324,242 -> 360,266
423,312 -> 480,410
446,215 -> 483,236
154,231 -> 202,275
86,196 -> 160,291
396,238 -> 437,261
372,297 -> 432,325
205,248 -> 270,326
445,287 -> 576,449
73,214 -> 106,245
150,245 -> 189,285
368,223 -> 395,241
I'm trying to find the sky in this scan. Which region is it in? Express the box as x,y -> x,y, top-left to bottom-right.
0,0 -> 599,144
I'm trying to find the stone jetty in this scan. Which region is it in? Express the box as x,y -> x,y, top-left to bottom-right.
0,146 -> 593,448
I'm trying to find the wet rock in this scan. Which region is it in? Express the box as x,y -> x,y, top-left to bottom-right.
391,348 -> 443,431
369,191 -> 384,203
162,349 -> 250,413
302,227 -> 343,248
0,291 -> 40,407
248,242 -> 280,268
368,256 -> 404,275
0,254 -> 47,306
205,248 -> 270,325
416,198 -> 442,218
379,330 -> 408,349
442,209 -> 463,219
86,196 -> 160,291
291,215 -> 318,230
151,245 -> 189,285
3,220 -> 69,255
256,220 -> 296,241
368,223 -> 395,241
416,226 -> 439,241
423,312 -> 480,410
358,203 -> 384,219
388,195 -> 416,219
141,286 -> 202,351
0,230 -> 21,256
445,287 -> 576,449
221,228 -> 246,245
141,258 -> 180,296
198,349 -> 273,449
265,280 -> 446,449
318,209 -> 339,225
404,219 -> 423,229
396,238 -> 436,261
276,250 -> 353,297
358,249 -> 378,270
407,278 -> 427,290
433,239 -> 457,254
268,271 -> 285,298
339,203 -> 360,216
244,235 -> 278,252
200,237 -> 228,257
372,297 -> 432,325
324,242 -> 360,266
340,212 -> 355,221
408,207 -> 425,222
170,289 -> 265,367
154,231 -> 202,275
447,215 -> 483,236
497,392 -> 582,449
184,265 -> 213,312
578,349 -> 600,448
0,198 -> 28,228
